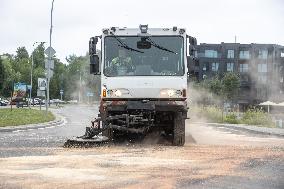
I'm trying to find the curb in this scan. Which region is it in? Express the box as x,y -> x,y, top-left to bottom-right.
0,113 -> 66,133
192,122 -> 284,138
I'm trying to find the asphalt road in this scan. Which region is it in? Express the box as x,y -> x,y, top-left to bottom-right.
0,105 -> 283,189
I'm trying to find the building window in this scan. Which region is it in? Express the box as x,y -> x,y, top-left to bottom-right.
227,50 -> 234,58
281,52 -> 284,57
258,63 -> 267,73
226,63 -> 234,72
258,75 -> 267,84
205,50 -> 218,58
203,62 -> 209,71
259,50 -> 268,59
212,62 -> 219,72
239,51 -> 250,59
239,63 -> 249,72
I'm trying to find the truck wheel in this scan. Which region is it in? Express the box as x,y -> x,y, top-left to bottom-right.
173,112 -> 185,146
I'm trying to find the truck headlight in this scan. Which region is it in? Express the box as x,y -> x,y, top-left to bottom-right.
114,90 -> 122,97
107,89 -> 129,97
160,89 -> 183,98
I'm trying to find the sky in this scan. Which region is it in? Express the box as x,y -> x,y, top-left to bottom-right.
0,0 -> 283,64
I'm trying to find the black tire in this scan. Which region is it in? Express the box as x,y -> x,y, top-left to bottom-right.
173,112 -> 185,146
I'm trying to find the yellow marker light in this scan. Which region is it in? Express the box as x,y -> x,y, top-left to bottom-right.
102,89 -> 107,97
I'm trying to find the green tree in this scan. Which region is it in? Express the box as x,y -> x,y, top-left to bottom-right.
0,45 -> 100,101
208,76 -> 223,96
30,43 -> 46,97
0,58 -> 4,93
193,72 -> 240,105
49,58 -> 67,99
0,56 -> 20,97
32,43 -> 45,68
64,53 -> 100,101
15,47 -> 29,60
221,72 -> 240,101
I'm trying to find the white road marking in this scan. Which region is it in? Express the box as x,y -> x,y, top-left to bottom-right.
12,130 -> 23,133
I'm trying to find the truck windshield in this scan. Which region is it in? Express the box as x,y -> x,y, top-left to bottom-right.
104,36 -> 184,76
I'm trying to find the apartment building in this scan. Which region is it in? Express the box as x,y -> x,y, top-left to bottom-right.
189,43 -> 284,109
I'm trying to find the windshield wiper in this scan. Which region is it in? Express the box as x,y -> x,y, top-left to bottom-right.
146,37 -> 177,54
110,32 -> 144,53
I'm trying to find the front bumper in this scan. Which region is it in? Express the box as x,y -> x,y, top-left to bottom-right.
102,100 -> 188,112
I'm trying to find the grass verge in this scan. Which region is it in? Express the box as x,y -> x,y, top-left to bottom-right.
0,108 -> 55,127
191,105 -> 274,127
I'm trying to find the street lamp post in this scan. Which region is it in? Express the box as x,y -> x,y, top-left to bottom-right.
77,69 -> 82,103
46,0 -> 55,113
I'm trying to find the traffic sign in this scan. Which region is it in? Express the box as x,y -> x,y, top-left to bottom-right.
38,78 -> 47,90
45,59 -> 54,69
37,89 -> 45,97
60,89 -> 64,95
45,46 -> 56,57
45,69 -> 54,79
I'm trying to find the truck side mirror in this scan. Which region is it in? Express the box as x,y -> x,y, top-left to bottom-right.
90,54 -> 100,74
187,56 -> 198,71
89,37 -> 98,55
89,37 -> 100,75
188,45 -> 196,56
187,36 -> 197,46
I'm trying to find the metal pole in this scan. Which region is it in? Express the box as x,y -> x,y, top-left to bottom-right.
46,0 -> 55,113
79,71 -> 82,103
10,82 -> 13,111
29,58 -> 32,109
29,43 -> 35,109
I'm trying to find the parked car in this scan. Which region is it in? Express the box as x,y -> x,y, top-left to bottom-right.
0,100 -> 8,106
3,100 -> 9,104
67,100 -> 78,104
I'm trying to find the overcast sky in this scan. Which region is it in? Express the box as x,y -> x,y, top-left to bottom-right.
0,0 -> 283,64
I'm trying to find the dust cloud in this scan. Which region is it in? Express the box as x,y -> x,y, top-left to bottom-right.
187,82 -> 222,123
246,58 -> 283,103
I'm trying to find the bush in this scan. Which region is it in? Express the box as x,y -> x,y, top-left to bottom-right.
191,105 -> 223,123
241,108 -> 273,127
190,106 -> 274,127
224,113 -> 239,124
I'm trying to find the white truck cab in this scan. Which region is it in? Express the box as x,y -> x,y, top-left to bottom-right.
89,25 -> 197,146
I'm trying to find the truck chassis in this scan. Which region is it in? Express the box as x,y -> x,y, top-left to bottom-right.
66,100 -> 187,146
